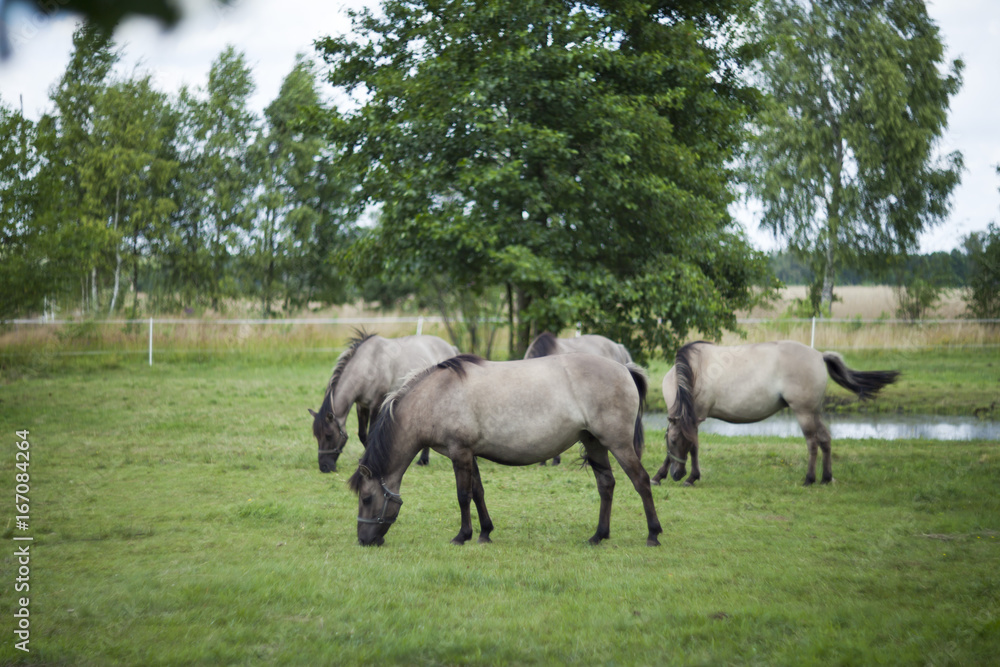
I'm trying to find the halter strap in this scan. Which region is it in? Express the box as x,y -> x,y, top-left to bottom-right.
357,479 -> 403,525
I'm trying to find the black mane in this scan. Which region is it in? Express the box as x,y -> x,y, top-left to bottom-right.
525,331 -> 558,359
326,330 -> 377,398
348,354 -> 484,493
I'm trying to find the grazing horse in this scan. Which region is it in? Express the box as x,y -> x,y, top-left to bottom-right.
524,331 -> 634,465
309,332 -> 459,472
652,340 -> 900,486
525,331 -> 633,364
348,354 -> 662,547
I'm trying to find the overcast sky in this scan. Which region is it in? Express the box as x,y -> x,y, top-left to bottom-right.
1,0 -> 997,254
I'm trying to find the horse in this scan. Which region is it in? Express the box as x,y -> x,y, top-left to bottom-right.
524,331 -> 634,465
309,332 -> 459,473
347,354 -> 662,548
525,331 -> 633,364
652,340 -> 900,487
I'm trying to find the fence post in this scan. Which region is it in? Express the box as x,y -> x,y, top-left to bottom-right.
149,317 -> 153,366
810,316 -> 816,348
416,316 -> 424,336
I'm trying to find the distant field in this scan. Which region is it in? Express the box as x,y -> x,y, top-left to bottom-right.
2,359 -> 998,666
745,284 -> 970,319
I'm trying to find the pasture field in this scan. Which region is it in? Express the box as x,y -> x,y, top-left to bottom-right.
1,357 -> 998,666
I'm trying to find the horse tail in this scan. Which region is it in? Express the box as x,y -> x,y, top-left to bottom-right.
673,342 -> 703,444
822,352 -> 900,400
525,331 -> 558,359
626,363 -> 648,460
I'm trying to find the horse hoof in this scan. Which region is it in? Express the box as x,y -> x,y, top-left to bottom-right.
683,480 -> 694,487
450,537 -> 467,546
478,535 -> 492,544
647,537 -> 661,547
651,479 -> 661,486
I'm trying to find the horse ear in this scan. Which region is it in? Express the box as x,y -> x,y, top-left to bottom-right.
357,464 -> 372,479
308,409 -> 318,417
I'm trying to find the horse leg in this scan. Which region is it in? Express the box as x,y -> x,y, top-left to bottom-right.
581,436 -> 615,545
796,411 -> 832,485
449,449 -> 477,545
418,447 -> 430,466
685,435 -> 701,486
356,405 -> 370,446
607,444 -> 663,547
470,458 -> 494,543
651,433 -> 670,485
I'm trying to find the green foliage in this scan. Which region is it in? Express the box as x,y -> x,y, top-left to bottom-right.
322,0 -> 776,361
248,54 -> 357,317
744,0 -> 964,315
895,278 -> 943,321
0,102 -> 43,318
1,27 -> 358,319
964,221 -> 1000,320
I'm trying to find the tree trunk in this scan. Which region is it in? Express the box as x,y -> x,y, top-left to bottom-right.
109,186 -> 122,315
515,287 -> 533,357
506,283 -> 515,359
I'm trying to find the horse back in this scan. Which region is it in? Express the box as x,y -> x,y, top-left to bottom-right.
404,355 -> 642,464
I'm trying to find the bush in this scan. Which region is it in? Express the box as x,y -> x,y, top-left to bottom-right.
964,222 -> 1000,320
895,278 -> 943,321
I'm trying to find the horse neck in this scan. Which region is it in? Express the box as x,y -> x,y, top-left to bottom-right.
330,349 -> 377,418
377,405 -> 427,487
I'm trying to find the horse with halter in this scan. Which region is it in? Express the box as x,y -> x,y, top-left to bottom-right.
309,332 -> 458,472
348,354 -> 662,547
523,331 -> 634,465
653,340 -> 900,486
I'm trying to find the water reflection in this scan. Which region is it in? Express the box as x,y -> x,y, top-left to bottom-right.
642,412 -> 1000,441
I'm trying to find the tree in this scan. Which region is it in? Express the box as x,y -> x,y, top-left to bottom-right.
321,0 -> 774,361
172,46 -> 260,310
743,0 -> 963,316
31,22 -> 121,314
249,55 -> 355,317
0,101 -> 43,318
964,167 -> 1000,321
80,73 -> 179,316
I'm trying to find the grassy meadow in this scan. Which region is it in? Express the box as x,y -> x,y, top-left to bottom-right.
2,351 -> 999,665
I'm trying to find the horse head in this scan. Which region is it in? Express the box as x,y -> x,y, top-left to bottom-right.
349,465 -> 402,546
310,396 -> 348,473
665,416 -> 696,482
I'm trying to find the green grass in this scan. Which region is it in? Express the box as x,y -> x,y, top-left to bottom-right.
1,357 -> 999,665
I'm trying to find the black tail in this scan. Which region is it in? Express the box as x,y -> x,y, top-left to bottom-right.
627,363 -> 648,460
823,353 -> 900,400
672,342 -> 705,444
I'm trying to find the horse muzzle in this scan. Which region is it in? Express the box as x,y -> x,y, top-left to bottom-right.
671,466 -> 686,482
318,451 -> 341,473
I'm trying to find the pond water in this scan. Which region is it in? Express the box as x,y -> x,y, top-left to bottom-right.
642,412 -> 1000,441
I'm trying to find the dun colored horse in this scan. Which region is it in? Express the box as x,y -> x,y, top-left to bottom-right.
348,354 -> 662,547
653,340 -> 899,486
524,331 -> 634,464
525,331 -> 633,364
310,332 -> 458,472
